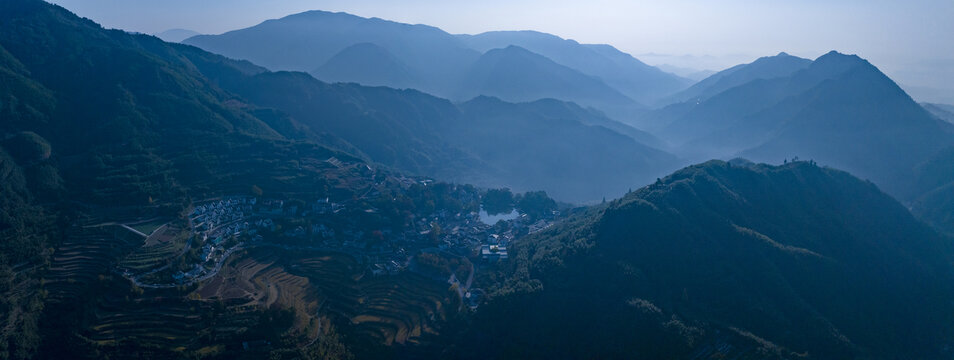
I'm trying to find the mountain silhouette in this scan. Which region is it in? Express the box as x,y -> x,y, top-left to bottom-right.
457,45 -> 640,112
643,51 -> 954,198
658,52 -> 811,106
311,42 -> 416,89
458,30 -> 692,104
183,11 -> 692,121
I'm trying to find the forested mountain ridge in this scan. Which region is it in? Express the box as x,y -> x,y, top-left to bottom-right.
0,3 -> 681,356
172,43 -> 679,203
0,0 -> 372,357
449,160 -> 954,359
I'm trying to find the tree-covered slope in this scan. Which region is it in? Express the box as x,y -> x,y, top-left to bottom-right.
0,2 -> 365,355
175,44 -> 679,203
452,160 -> 954,359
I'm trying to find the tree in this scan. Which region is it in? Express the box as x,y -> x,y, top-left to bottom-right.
517,191 -> 557,220
482,188 -> 514,215
429,222 -> 442,245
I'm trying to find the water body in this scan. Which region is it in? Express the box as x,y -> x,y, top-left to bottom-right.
478,207 -> 519,225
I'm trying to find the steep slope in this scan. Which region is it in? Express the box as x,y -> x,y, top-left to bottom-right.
184,10 -> 479,96
452,160 -> 954,359
195,53 -> 678,202
311,42 -> 415,89
520,98 -> 666,149
191,66 -> 497,183
0,1 -> 675,357
0,0 -> 331,206
457,31 -> 691,104
451,97 -> 678,202
736,53 -> 954,198
644,51 -> 954,198
184,31 -> 683,204
910,147 -> 954,234
0,0 -> 369,356
458,45 -> 641,113
659,52 -> 811,106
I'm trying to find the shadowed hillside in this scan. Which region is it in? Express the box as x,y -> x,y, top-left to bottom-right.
449,160 -> 954,359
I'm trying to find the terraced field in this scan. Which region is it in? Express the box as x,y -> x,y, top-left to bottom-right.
201,247 -> 458,345
56,241 -> 458,356
78,286 -> 269,358
119,223 -> 189,273
45,225 -> 144,303
87,294 -> 209,348
196,248 -> 321,332
348,273 -> 453,345
193,247 -> 459,346
128,218 -> 169,238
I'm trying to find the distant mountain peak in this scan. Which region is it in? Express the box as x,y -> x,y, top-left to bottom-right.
807,50 -> 875,78
751,52 -> 810,64
656,51 -> 811,106
311,42 -> 415,88
154,28 -> 200,43
817,50 -> 862,61
493,44 -> 534,55
282,10 -> 355,19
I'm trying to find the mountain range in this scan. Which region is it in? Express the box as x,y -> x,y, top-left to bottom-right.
456,30 -> 692,104
639,51 -> 954,199
4,1 -> 954,359
182,11 -> 691,119
183,51 -> 679,202
1,1 -> 683,207
656,52 -> 812,107
182,10 -> 954,207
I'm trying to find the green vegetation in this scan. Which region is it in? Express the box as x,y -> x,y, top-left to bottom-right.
414,252 -> 472,280
480,188 -> 514,215
128,219 -> 167,237
2,1 -> 954,359
911,146 -> 954,234
514,190 -> 556,220
447,161 -> 954,359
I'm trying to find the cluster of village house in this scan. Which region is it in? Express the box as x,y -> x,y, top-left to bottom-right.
166,187 -> 558,287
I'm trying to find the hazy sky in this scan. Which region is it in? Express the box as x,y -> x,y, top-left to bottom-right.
48,0 -> 954,103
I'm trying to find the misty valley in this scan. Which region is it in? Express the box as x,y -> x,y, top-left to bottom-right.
2,1 -> 954,359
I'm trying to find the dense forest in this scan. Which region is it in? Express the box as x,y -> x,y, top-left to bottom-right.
445,161 -> 954,359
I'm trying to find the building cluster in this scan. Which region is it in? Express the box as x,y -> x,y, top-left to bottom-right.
146,161 -> 564,300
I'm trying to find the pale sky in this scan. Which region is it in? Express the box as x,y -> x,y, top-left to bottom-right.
48,0 -> 954,103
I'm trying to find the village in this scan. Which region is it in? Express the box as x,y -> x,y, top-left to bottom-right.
122,179 -> 561,305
